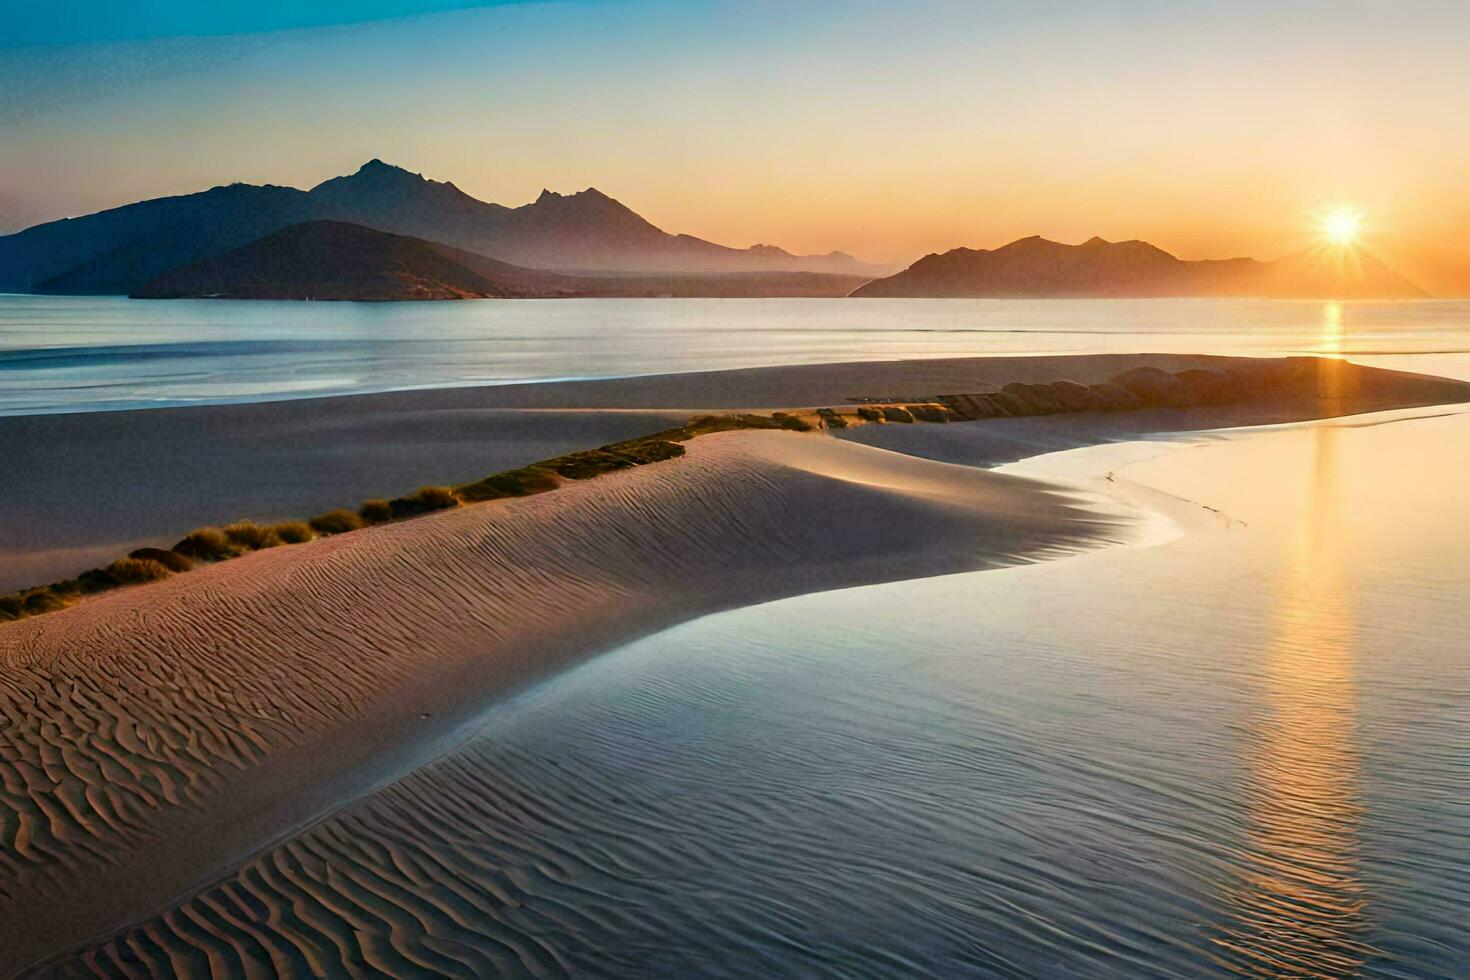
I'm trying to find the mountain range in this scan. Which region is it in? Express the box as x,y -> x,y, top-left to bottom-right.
0,160 -> 889,294
851,235 -> 1425,299
0,160 -> 1428,300
130,221 -> 871,300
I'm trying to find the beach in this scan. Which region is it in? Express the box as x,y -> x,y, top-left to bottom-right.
4,350 -> 1466,592
1,353 -> 1467,973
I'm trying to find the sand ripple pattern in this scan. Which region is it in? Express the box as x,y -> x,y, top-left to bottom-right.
0,430 -> 1118,973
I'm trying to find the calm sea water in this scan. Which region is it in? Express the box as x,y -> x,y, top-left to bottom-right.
3,294 -> 1469,414
13,295 -> 1469,975
66,404 -> 1470,977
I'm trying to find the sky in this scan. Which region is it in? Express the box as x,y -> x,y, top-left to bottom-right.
2,0 -> 1468,293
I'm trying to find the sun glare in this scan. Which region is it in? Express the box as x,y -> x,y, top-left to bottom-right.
1320,208 -> 1364,248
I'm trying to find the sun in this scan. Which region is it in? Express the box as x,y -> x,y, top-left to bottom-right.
1320,208 -> 1364,247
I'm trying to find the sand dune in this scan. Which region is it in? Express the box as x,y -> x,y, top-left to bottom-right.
0,429 -> 1122,974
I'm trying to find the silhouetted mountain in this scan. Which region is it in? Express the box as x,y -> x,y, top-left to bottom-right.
130,221 -> 872,300
850,235 -> 1425,299
130,221 -> 586,300
0,184 -> 318,295
0,160 -> 889,294
308,163 -> 883,274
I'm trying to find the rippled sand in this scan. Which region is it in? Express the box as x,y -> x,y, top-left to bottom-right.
39,407 -> 1469,978
0,429 -> 1118,973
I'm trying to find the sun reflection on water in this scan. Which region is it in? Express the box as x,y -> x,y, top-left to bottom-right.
1216,425 -> 1376,976
1320,302 -> 1344,355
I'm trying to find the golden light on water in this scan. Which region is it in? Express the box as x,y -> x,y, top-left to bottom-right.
1320,302 -> 1344,356
1217,426 -> 1375,977
1320,208 -> 1365,248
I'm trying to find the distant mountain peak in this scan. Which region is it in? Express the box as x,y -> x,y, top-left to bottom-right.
310,160 -> 425,196
0,160 -> 891,291
853,232 -> 1424,299
355,158 -> 414,177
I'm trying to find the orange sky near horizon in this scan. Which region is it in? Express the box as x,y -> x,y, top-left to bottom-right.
3,1 -> 1467,293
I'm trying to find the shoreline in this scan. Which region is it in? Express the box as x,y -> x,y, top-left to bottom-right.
3,353 -> 1469,970
3,428 -> 1128,973
5,351 -> 1468,593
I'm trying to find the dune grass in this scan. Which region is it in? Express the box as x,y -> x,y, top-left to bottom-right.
0,411 -> 820,623
0,363 -> 1302,624
273,521 -> 316,544
309,509 -> 364,535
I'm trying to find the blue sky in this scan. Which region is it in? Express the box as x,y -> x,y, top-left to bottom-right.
2,1 -> 1467,291
4,2 -> 562,46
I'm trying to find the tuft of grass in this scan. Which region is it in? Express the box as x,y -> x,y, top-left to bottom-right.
388,485 -> 462,519
272,521 -> 316,544
548,441 -> 685,481
1,558 -> 172,621
86,557 -> 172,589
456,466 -> 560,502
224,521 -> 283,552
359,499 -> 394,525
309,509 -> 364,535
412,486 -> 459,509
173,527 -> 236,561
129,547 -> 194,572
22,590 -> 67,615
681,413 -> 812,436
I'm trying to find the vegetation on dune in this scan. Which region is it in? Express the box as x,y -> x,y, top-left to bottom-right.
6,362 -> 1318,624
174,527 -> 237,561
129,547 -> 194,571
455,466 -> 561,503
224,521 -> 284,552
75,558 -> 174,594
387,486 -> 461,519
359,499 -> 394,525
309,509 -> 365,535
272,521 -> 317,544
0,411 -> 819,623
1,557 -> 175,622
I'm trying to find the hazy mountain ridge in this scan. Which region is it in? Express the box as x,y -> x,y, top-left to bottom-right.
129,220 -> 871,300
851,235 -> 1425,299
0,160 -> 889,294
130,220 -> 570,300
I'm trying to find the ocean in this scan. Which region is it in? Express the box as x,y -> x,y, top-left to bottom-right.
3,294 -> 1469,415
